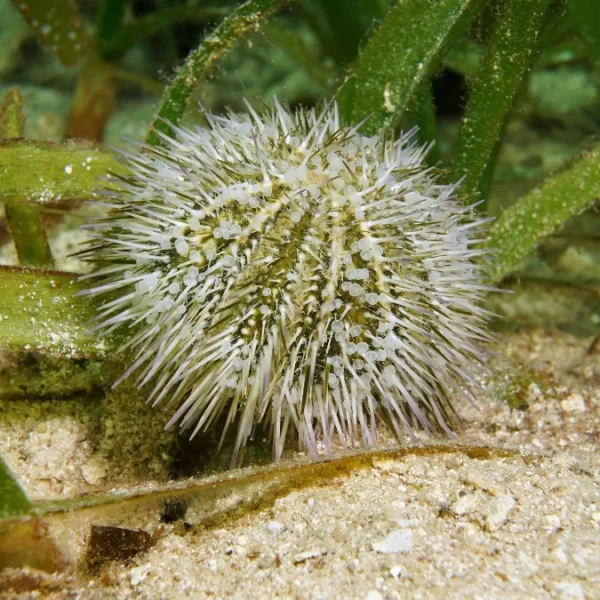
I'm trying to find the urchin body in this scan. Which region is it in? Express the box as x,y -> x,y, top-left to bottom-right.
80,99 -> 492,462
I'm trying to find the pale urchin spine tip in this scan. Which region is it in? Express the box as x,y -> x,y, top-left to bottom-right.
78,97 -> 495,463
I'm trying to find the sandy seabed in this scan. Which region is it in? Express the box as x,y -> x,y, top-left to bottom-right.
1,328 -> 599,600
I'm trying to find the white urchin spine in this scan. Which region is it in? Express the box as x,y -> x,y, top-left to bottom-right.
79,98 -> 494,463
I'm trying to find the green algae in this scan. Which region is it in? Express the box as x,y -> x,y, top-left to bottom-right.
0,353 -> 115,400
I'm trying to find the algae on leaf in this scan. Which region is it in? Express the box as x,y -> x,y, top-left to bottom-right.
449,0 -> 553,200
487,145 -> 600,284
0,266 -> 114,357
1,88 -> 54,267
0,140 -> 125,209
336,0 -> 485,134
146,0 -> 295,147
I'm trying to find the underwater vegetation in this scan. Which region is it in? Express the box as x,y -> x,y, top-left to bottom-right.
1,0 -> 600,544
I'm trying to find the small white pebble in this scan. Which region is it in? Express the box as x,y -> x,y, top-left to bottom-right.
561,393 -> 586,413
485,495 -> 516,531
389,565 -> 403,579
129,565 -> 151,586
553,582 -> 585,600
265,521 -> 284,535
372,529 -> 413,554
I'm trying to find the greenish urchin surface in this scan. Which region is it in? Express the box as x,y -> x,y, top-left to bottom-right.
79,98 -> 494,463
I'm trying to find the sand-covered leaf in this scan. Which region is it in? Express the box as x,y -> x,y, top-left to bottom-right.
0,139 -> 125,208
0,266 -> 113,357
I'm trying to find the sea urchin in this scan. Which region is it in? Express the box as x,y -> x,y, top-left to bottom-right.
78,98 -> 494,463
